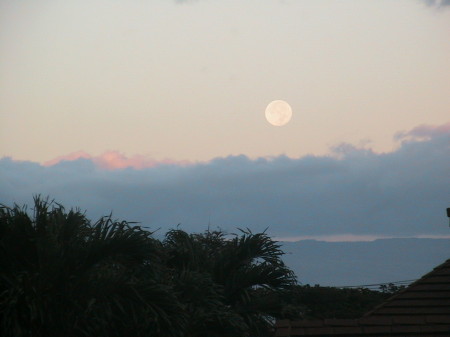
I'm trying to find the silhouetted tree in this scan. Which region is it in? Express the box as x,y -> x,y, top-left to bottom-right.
163,228 -> 298,337
284,284 -> 402,319
0,197 -> 185,337
0,197 -> 299,337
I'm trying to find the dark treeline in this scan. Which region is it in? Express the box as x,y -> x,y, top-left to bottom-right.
0,197 -> 399,337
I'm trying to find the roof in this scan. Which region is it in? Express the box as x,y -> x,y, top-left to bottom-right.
275,258 -> 450,336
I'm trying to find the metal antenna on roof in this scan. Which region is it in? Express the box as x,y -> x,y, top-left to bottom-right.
207,211 -> 211,233
447,208 -> 450,227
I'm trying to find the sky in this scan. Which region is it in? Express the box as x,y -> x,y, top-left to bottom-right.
1,0 -> 449,241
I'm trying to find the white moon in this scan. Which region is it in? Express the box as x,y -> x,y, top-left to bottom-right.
265,100 -> 292,126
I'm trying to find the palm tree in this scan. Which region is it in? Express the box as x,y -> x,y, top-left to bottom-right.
0,197 -> 185,337
163,228 -> 297,337
163,229 -> 246,337
1,197 -> 298,337
213,229 -> 297,336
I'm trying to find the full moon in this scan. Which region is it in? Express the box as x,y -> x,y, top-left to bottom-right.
265,100 -> 292,126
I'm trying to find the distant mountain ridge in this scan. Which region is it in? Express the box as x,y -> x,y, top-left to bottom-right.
280,238 -> 450,287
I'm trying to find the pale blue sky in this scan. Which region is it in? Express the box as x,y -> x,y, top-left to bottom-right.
1,0 -> 449,163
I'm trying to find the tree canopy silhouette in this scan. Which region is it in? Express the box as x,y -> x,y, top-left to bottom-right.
2,197 -> 401,336
0,197 -> 298,337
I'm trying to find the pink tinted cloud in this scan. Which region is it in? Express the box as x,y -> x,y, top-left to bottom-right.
43,151 -> 92,166
395,122 -> 450,141
44,151 -> 191,170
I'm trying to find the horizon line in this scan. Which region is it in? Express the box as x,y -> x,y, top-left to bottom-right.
274,234 -> 450,243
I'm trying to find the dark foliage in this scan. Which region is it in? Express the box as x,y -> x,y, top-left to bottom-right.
1,196 -> 401,336
286,284 -> 403,319
163,228 -> 299,337
0,197 -> 298,337
0,197 -> 185,337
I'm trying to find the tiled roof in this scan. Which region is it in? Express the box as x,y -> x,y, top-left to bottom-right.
275,258 -> 450,336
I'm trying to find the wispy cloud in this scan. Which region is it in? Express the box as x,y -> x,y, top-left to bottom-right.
44,151 -> 191,170
394,122 -> 450,141
423,0 -> 450,8
1,123 -> 449,239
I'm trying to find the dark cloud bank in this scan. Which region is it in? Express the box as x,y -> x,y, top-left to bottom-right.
1,125 -> 449,239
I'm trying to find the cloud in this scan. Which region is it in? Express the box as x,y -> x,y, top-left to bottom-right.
423,0 -> 450,8
44,151 -> 191,170
43,151 -> 92,166
1,123 -> 449,239
394,122 -> 450,141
